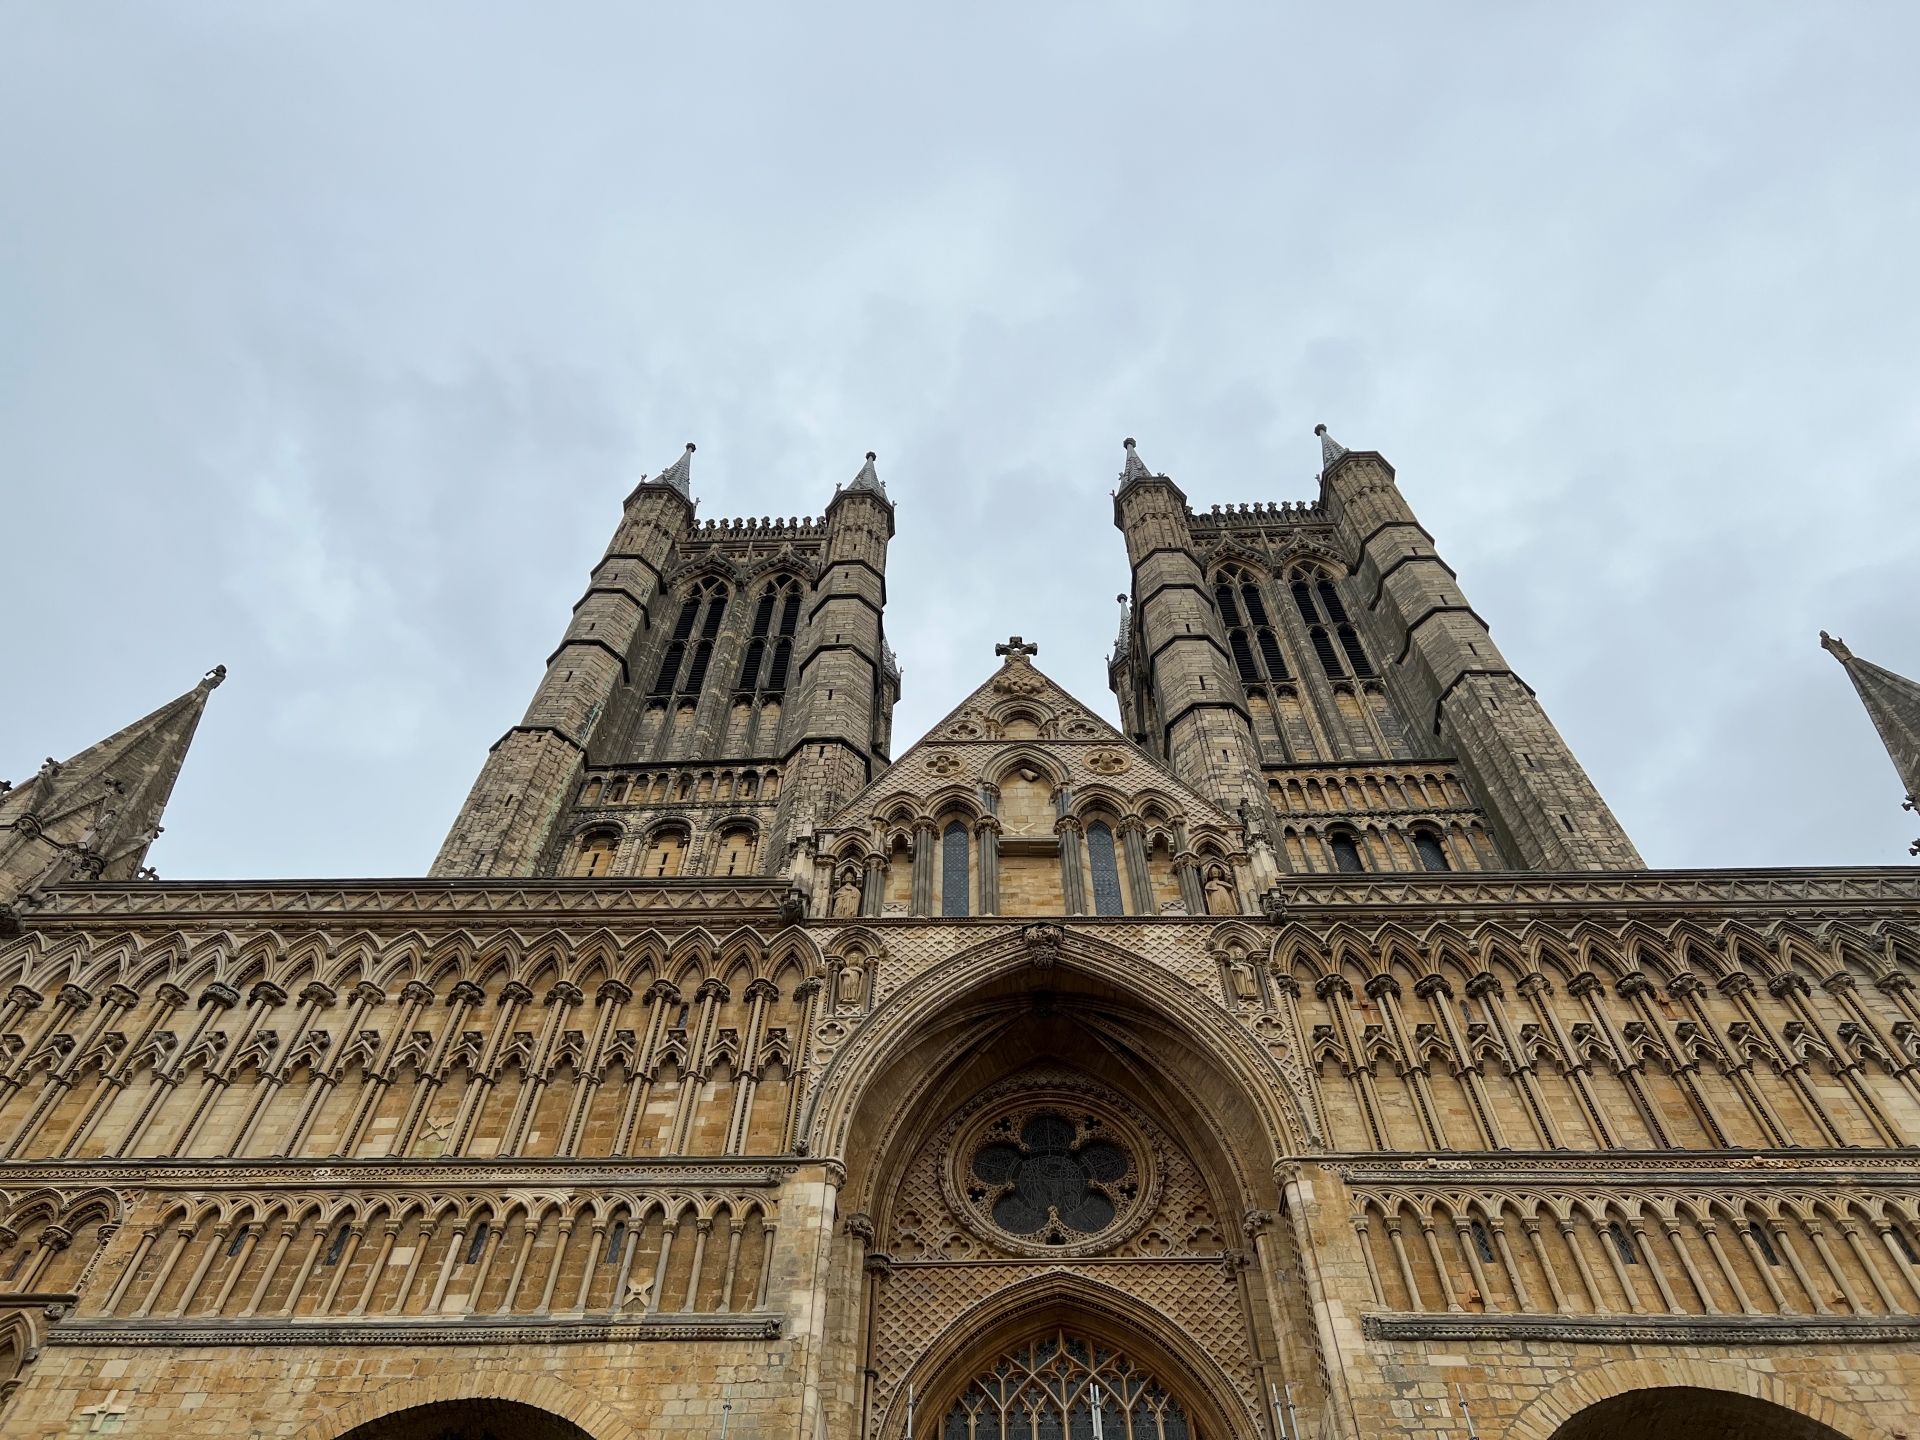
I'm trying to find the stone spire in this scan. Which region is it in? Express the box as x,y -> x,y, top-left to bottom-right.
652,442 -> 696,498
847,450 -> 887,496
1110,592 -> 1132,661
0,666 -> 225,916
1822,632 -> 1920,850
1314,423 -> 1349,469
1116,437 -> 1155,492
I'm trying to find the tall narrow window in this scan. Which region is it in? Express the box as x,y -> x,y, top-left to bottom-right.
1241,582 -> 1270,626
1291,581 -> 1320,626
716,827 -> 754,877
1749,1223 -> 1780,1267
650,595 -> 703,696
1316,579 -> 1351,624
941,821 -> 970,917
736,639 -> 766,690
1337,624 -> 1375,677
1413,830 -> 1450,873
680,586 -> 729,694
1087,821 -> 1124,916
1215,583 -> 1243,625
1256,629 -> 1289,680
466,1223 -> 490,1264
642,829 -> 687,877
1310,626 -> 1345,678
1229,630 -> 1260,685
778,589 -> 802,637
1329,832 -> 1366,873
1470,1219 -> 1494,1262
1608,1221 -> 1638,1265
766,639 -> 793,693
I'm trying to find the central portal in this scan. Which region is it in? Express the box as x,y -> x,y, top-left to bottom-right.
940,1330 -> 1196,1440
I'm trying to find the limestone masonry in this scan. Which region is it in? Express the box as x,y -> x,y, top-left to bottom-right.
2,431 -> 1918,1440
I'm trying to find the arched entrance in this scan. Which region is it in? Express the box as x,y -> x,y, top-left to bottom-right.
1547,1388 -> 1849,1440
337,1400 -> 597,1440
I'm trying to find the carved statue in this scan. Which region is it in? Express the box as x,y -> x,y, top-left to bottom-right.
1226,950 -> 1260,1005
831,876 -> 863,918
836,958 -> 867,1010
1204,870 -> 1237,916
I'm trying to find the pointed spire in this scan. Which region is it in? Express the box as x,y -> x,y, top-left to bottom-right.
0,668 -> 226,911
1314,423 -> 1349,469
1117,437 -> 1155,491
652,442 -> 696,497
848,450 -> 887,496
1823,633 -> 1920,838
1110,592 -> 1132,662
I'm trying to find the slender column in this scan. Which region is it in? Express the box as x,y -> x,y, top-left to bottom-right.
1772,1219 -> 1831,1315
229,982 -> 335,1157
15,1226 -> 70,1292
668,979 -> 727,1155
1877,1223 -> 1920,1307
612,981 -> 678,1156
1452,1219 -> 1498,1310
1469,973 -> 1560,1148
1805,1221 -> 1867,1313
387,1221 -> 437,1313
974,816 -> 1001,916
276,1223 -> 331,1317
1774,972 -> 1906,1146
60,984 -> 189,1158
1629,1219 -> 1681,1313
1056,816 -> 1088,916
1418,1217 -> 1462,1311
1560,1219 -> 1607,1312
717,1220 -> 745,1313
725,980 -> 778,1155
1418,973 -> 1505,1150
753,1222 -> 779,1310
1119,819 -> 1156,915
451,1220 -> 498,1315
1370,974 -> 1449,1150
1488,1218 -> 1533,1312
6,984 -> 136,1159
859,850 -> 887,918
536,1218 -> 575,1313
100,1229 -> 157,1316
1670,972 -> 1793,1146
558,980 -> 631,1157
500,982 -> 581,1155
1841,1222 -> 1904,1313
279,981 -> 384,1157
1720,970 -> 1844,1146
680,1217 -> 713,1311
909,821 -> 935,916
353,1225 -> 400,1315
608,1217 -> 642,1314
569,1222 -> 608,1312
647,1222 -> 679,1313
1317,974 -> 1387,1150
116,981 -> 240,1157
1738,1222 -> 1793,1313
1568,972 -> 1671,1148
1596,1218 -> 1646,1313
1351,1215 -> 1385,1303
497,1216 -> 539,1315
316,1224 -> 365,1315
1618,972 -> 1732,1147
447,981 -> 534,1156
239,1223 -> 296,1318
427,1223 -> 469,1314
390,981 -> 485,1157
1524,1221 -> 1569,1313
335,981 -> 431,1157
1519,973 -> 1614,1147
130,1222 -> 196,1318
1663,1220 -> 1720,1313
166,1224 -> 228,1317
1384,1218 -> 1423,1308
779,983 -> 822,1152
0,984 -> 84,1099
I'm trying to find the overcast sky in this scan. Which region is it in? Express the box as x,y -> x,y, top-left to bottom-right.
4,4 -> 1917,879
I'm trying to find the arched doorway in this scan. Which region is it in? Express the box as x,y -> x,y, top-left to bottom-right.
939,1328 -> 1199,1440
337,1399 -> 597,1440
1547,1388 -> 1848,1440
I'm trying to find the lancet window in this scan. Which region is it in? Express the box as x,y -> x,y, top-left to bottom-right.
651,577 -> 731,698
736,577 -> 803,699
942,821 -> 971,917
572,829 -> 619,878
1213,565 -> 1288,687
941,1332 -> 1194,1440
1087,821 -> 1125,916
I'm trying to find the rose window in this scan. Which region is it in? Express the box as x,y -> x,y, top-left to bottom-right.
968,1114 -> 1135,1243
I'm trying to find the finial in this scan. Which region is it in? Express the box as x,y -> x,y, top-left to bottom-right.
849,450 -> 887,495
1118,437 -> 1154,489
1315,423 -> 1349,468
995,636 -> 1039,660
1821,630 -> 1856,664
867,450 -> 876,461
200,664 -> 227,691
652,442 -> 696,497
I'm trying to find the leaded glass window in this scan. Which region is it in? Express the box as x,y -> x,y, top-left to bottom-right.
942,1332 -> 1195,1440
1087,822 -> 1124,916
942,821 -> 971,917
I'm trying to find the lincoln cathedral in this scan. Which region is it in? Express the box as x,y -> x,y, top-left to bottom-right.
4,427 -> 1920,1440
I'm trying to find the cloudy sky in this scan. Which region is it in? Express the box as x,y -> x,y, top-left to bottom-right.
4,4 -> 1917,879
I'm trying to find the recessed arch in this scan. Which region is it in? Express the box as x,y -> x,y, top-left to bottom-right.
1503,1358 -> 1884,1440
297,1380 -> 638,1440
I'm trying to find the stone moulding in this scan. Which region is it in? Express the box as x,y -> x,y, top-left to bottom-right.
1332,1150 -> 1920,1185
25,878 -> 795,922
0,1160 -> 797,1188
1266,867 -> 1920,915
47,1313 -> 784,1347
1361,1310 -> 1920,1345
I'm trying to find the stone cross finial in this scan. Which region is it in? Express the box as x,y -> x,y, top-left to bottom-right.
1820,630 -> 1855,663
995,637 -> 1038,660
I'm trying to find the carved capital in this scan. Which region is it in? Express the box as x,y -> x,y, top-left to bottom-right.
1565,972 -> 1604,1000
298,982 -> 337,1008
198,981 -> 241,1010
497,981 -> 534,1007
695,978 -> 730,1004
400,981 -> 437,1007
843,1212 -> 874,1243
6,985 -> 42,1012
56,983 -> 94,1012
1412,973 -> 1452,1001
1363,972 -> 1401,1001
1615,972 -> 1657,1000
443,981 -> 484,1007
792,978 -> 823,1002
1767,972 -> 1811,1001
1464,971 -> 1504,1001
101,984 -> 140,1011
545,982 -> 585,1009
248,981 -> 289,1008
646,980 -> 683,1004
1821,971 -> 1858,995
1268,972 -> 1301,999
349,982 -> 387,1008
1717,971 -> 1757,998
744,978 -> 780,1005
1314,972 -> 1353,1002
596,979 -> 634,1007
1665,972 -> 1706,1000
1515,972 -> 1554,999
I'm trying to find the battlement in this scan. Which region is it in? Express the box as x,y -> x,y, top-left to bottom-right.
689,515 -> 828,542
1185,499 -> 1324,528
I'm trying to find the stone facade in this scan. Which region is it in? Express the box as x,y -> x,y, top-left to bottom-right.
0,433 -> 1915,1440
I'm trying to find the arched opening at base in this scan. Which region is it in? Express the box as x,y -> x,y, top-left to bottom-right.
1547,1387 -> 1848,1440
338,1399 -> 597,1440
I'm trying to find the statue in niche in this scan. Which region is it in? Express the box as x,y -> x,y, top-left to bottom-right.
836,955 -> 867,1010
1204,868 -> 1237,916
1224,945 -> 1260,1005
831,874 -> 862,918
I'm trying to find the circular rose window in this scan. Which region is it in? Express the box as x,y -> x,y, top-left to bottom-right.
949,1099 -> 1154,1255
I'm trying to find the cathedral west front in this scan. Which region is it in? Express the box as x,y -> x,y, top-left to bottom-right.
2,428 -> 1919,1440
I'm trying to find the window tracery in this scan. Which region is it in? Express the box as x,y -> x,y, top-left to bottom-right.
941,1332 -> 1194,1440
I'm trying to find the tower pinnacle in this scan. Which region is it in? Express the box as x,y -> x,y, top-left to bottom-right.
1314,423 -> 1349,468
